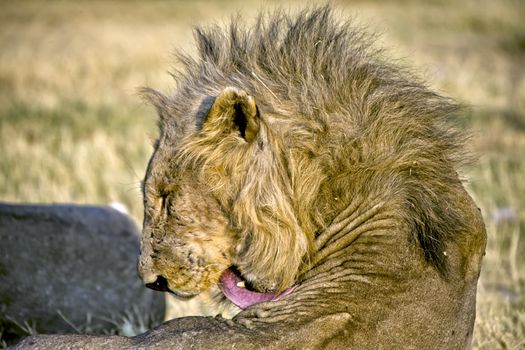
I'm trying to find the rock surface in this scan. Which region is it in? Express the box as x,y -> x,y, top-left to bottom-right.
0,203 -> 164,345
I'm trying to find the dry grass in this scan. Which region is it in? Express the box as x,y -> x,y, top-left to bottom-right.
0,0 -> 524,348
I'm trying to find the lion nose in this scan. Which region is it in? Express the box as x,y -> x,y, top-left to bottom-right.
145,275 -> 170,292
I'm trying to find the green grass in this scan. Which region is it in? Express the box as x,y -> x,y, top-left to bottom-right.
0,0 -> 524,348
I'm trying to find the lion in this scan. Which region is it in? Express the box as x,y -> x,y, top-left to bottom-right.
13,6 -> 486,350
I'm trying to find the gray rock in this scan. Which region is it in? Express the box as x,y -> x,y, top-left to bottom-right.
0,203 -> 164,345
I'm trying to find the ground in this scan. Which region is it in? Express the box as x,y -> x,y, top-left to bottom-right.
0,1 -> 523,348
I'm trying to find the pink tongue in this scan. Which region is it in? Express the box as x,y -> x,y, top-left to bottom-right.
218,268 -> 295,309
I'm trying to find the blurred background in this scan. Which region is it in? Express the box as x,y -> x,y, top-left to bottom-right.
0,0 -> 523,348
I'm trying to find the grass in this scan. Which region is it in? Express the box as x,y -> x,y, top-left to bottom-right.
0,0 -> 524,348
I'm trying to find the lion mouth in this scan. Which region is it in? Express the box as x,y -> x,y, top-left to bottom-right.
218,267 -> 295,309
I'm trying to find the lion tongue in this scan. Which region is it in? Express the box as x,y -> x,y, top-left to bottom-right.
218,268 -> 294,309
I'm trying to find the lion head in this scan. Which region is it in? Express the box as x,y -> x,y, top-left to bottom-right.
138,85 -> 314,307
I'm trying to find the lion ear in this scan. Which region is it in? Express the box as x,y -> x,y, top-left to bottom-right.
204,87 -> 260,142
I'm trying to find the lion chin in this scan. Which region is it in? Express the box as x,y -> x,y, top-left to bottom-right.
141,263 -> 294,312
